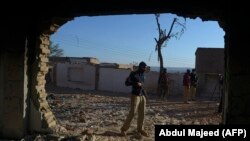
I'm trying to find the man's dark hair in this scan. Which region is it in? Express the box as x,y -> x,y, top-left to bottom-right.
163,68 -> 167,72
139,61 -> 147,68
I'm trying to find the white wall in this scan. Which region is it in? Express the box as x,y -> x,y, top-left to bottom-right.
144,72 -> 158,94
98,69 -> 184,96
56,63 -> 95,90
168,73 -> 184,96
98,68 -> 131,93
55,63 -> 185,96
196,73 -> 221,98
144,72 -> 184,96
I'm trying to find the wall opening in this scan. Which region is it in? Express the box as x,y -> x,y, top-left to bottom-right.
40,13 -> 225,139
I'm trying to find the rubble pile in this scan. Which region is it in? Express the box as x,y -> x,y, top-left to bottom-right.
43,84 -> 222,141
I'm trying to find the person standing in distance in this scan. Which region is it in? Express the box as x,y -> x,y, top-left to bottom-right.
158,68 -> 170,100
190,69 -> 198,101
183,69 -> 191,103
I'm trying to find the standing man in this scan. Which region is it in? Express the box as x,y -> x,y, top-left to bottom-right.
183,69 -> 191,103
121,61 -> 149,137
158,68 -> 170,100
190,69 -> 198,101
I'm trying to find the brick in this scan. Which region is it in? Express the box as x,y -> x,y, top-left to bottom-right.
37,80 -> 46,85
39,101 -> 49,108
44,114 -> 55,124
41,48 -> 50,54
39,92 -> 47,99
36,76 -> 45,81
47,120 -> 57,128
39,36 -> 50,45
50,24 -> 59,33
40,66 -> 49,72
40,57 -> 49,63
43,111 -> 53,118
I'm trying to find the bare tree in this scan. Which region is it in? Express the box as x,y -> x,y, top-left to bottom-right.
154,14 -> 186,75
154,14 -> 186,96
49,41 -> 64,57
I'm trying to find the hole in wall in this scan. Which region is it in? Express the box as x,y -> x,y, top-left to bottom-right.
44,13 -> 225,137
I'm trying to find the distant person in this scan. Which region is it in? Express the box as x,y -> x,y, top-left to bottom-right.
183,69 -> 191,103
158,68 -> 170,100
121,61 -> 149,137
190,69 -> 198,101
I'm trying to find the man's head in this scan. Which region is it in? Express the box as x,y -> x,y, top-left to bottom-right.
187,69 -> 190,73
163,68 -> 167,73
138,61 -> 147,72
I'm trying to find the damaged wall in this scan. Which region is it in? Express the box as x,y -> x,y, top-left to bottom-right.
1,0 -> 250,139
0,18 -> 28,138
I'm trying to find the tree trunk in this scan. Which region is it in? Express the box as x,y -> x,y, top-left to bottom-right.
155,15 -> 182,97
158,44 -> 164,74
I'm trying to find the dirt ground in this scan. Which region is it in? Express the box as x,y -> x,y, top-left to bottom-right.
29,84 -> 222,141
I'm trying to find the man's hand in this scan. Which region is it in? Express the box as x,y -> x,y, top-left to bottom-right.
137,82 -> 142,87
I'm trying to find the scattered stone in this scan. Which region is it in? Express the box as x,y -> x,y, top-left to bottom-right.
44,84 -> 222,141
